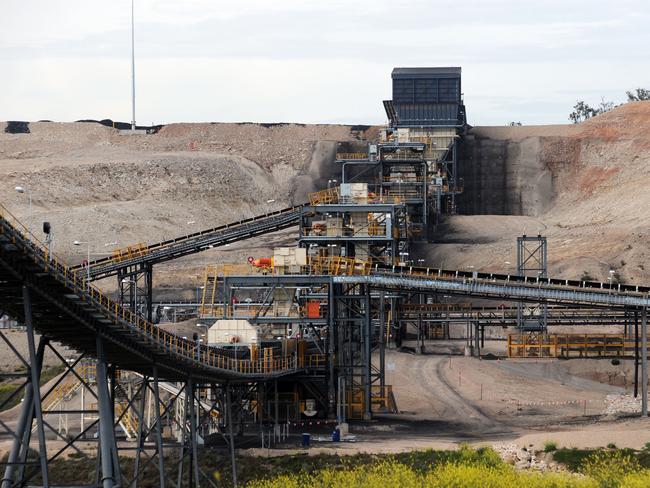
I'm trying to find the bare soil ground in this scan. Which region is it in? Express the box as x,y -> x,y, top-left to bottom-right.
3,104 -> 650,453
243,347 -> 650,456
0,121 -> 370,295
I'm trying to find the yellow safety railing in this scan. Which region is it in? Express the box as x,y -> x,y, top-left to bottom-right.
307,256 -> 371,276
115,402 -> 139,439
308,187 -> 339,206
336,152 -> 368,160
0,203 -> 299,376
508,333 -> 650,359
111,243 -> 149,263
306,354 -> 327,368
42,375 -> 81,411
346,385 -> 397,419
302,222 -> 386,238
399,303 -> 472,313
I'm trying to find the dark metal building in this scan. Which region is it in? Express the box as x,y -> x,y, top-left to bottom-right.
384,67 -> 466,128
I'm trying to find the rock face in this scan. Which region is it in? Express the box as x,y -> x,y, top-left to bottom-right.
603,394 -> 642,416
423,102 -> 650,286
458,102 -> 650,219
493,443 -> 559,471
458,132 -> 557,216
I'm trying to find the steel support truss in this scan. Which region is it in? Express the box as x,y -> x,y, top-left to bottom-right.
0,286 -> 249,487
517,235 -> 548,333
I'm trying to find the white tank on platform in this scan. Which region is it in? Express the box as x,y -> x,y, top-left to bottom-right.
208,319 -> 258,346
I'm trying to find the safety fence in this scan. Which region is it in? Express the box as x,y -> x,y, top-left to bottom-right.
335,152 -> 368,160
308,187 -> 339,206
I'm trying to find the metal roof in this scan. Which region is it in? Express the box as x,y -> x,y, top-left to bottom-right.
392,67 -> 461,78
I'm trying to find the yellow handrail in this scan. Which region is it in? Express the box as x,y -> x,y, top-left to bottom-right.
0,203 -> 299,376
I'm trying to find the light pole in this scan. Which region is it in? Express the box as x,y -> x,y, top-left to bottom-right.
73,240 -> 90,288
196,286 -> 205,305
130,0 -> 136,131
608,269 -> 615,291
14,186 -> 32,237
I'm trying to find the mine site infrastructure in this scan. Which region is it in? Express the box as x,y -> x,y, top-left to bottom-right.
1,67 -> 649,487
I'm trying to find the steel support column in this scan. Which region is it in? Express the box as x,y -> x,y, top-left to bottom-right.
188,378 -> 200,487
327,281 -> 336,418
96,335 -> 121,488
363,285 -> 372,420
24,286 -> 49,487
642,307 -> 648,417
1,333 -> 45,488
226,385 -> 238,487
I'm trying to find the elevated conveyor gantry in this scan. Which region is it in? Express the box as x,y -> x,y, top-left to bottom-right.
78,204 -> 305,281
0,204 -> 301,383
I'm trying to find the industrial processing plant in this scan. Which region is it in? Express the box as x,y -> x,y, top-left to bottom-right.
2,64 -> 650,487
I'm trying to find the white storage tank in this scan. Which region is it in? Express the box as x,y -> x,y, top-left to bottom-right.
208,319 -> 258,346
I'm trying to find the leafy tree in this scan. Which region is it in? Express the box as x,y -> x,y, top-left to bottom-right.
597,97 -> 614,113
626,88 -> 650,101
569,101 -> 598,123
507,121 -> 522,126
569,98 -> 615,124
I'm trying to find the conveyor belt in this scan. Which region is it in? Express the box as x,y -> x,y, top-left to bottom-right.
335,266 -> 650,309
0,204 -> 301,382
80,205 -> 304,281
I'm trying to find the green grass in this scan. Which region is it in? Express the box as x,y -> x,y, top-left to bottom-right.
0,383 -> 22,411
17,443 -> 650,487
0,364 -> 66,412
247,461 -> 600,488
552,446 -> 650,472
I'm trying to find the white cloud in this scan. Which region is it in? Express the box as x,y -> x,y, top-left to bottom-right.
1,0 -> 649,125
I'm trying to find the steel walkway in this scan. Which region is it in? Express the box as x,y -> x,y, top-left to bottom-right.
0,204 -> 300,382
80,205 -> 304,281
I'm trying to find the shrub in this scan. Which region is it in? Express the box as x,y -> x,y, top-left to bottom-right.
543,441 -> 558,452
581,449 -> 641,488
581,271 -> 595,282
247,453 -> 601,488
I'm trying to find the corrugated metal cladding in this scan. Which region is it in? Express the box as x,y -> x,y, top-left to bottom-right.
392,67 -> 461,104
393,78 -> 460,104
393,103 -> 461,126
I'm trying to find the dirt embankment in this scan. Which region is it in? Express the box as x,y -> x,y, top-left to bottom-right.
3,103 -> 650,291
430,101 -> 650,285
0,121 -> 375,295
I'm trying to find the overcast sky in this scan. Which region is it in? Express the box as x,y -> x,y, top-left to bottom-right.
2,0 -> 649,126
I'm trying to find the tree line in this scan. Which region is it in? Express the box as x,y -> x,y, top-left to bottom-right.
569,88 -> 650,124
